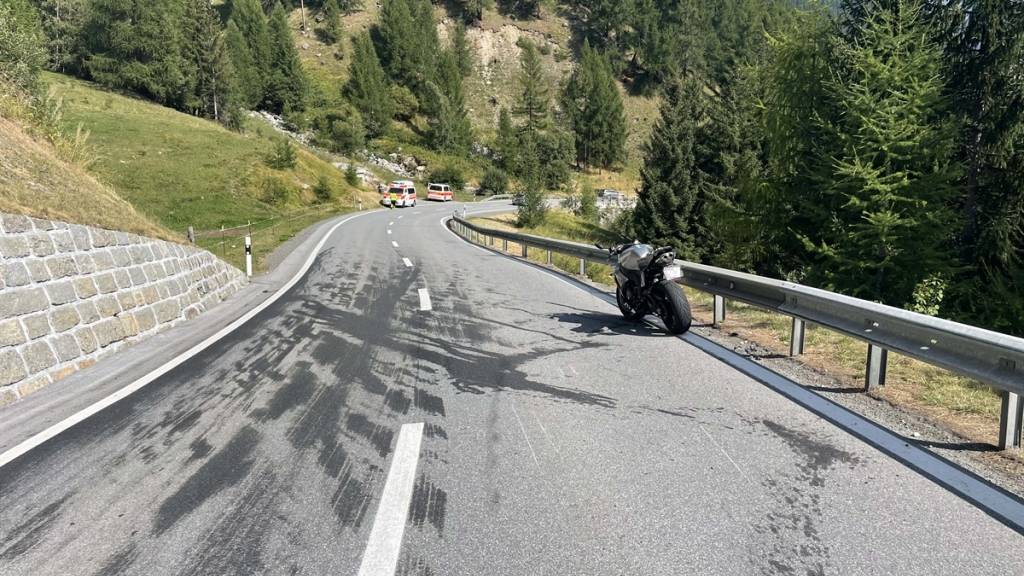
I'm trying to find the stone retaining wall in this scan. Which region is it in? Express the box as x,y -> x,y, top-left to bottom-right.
0,213 -> 248,406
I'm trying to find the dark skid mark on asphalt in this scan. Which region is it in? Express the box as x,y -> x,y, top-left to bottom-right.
347,412 -> 396,458
409,474 -> 447,534
414,388 -> 446,416
154,425 -> 261,535
752,420 -> 861,576
0,494 -> 71,561
178,469 -> 279,576
91,543 -> 138,576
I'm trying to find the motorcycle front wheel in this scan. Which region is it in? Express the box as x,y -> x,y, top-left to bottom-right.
654,281 -> 692,335
616,283 -> 646,321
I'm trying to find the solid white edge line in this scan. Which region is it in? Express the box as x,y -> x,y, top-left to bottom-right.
418,288 -> 432,311
356,422 -> 425,576
402,258 -> 413,268
0,210 -> 376,470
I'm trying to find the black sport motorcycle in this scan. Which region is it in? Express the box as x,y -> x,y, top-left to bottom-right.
600,242 -> 692,335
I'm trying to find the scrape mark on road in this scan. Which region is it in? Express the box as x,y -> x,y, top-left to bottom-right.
155,426 -> 260,535
0,495 -> 70,561
347,413 -> 396,458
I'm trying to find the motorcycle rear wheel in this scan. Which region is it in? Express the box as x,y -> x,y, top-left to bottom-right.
616,284 -> 646,321
654,281 -> 692,335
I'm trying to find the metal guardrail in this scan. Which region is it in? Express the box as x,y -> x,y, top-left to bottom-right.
449,216 -> 1024,450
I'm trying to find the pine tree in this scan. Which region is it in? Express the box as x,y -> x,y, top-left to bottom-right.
494,106 -> 517,171
929,0 -> 1024,332
379,0 -> 437,94
577,0 -> 632,53
81,0 -> 187,106
182,0 -> 237,124
321,0 -> 343,45
561,39 -> 626,168
345,32 -> 393,137
33,0 -> 87,74
806,0 -> 960,305
451,21 -> 473,76
227,0 -> 271,108
428,49 -> 472,153
513,40 -> 548,136
265,1 -> 307,114
633,75 -> 709,260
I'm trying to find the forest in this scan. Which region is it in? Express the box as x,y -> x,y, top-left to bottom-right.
2,0 -> 1022,336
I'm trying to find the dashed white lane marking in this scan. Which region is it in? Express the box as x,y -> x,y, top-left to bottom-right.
389,221 -> 394,226
387,230 -> 392,235
398,216 -> 403,220
392,241 -> 399,248
402,258 -> 413,268
418,289 -> 432,311
356,422 -> 425,576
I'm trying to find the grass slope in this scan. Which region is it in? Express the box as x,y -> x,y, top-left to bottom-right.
44,72 -> 374,235
0,114 -> 173,240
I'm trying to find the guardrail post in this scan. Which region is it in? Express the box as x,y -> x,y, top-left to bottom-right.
713,295 -> 726,327
521,244 -> 528,258
503,238 -> 508,252
865,344 -> 888,389
546,250 -> 552,265
579,258 -> 586,276
790,318 -> 806,356
998,391 -> 1023,450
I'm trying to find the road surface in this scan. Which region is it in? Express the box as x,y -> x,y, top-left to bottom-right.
1,201 -> 1021,576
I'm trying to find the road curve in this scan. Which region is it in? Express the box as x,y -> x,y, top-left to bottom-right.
0,201 -> 1021,576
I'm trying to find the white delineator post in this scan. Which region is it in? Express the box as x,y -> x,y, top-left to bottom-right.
245,235 -> 253,277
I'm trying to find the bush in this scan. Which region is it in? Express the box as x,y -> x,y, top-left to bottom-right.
428,164 -> 465,192
266,139 -> 297,170
0,0 -> 46,95
312,105 -> 366,154
345,164 -> 360,186
314,176 -> 333,203
578,185 -> 598,222
480,167 -> 508,195
261,176 -> 298,206
517,186 -> 547,227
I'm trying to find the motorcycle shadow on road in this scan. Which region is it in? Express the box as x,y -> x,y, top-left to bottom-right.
549,310 -> 671,337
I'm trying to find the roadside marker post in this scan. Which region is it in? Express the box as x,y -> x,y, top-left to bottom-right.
245,235 -> 253,277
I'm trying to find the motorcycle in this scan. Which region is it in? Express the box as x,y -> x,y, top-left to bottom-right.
599,242 -> 692,335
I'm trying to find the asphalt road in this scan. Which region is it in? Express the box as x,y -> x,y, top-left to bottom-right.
1,201 -> 1022,576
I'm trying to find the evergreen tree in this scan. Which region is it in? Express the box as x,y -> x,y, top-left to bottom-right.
451,21 -> 473,76
633,75 -> 709,260
345,31 -> 393,137
513,40 -> 548,136
561,39 -> 626,168
182,0 -> 238,124
225,21 -> 261,109
806,0 -> 960,305
428,49 -> 473,153
576,0 -> 632,53
494,106 -> 517,171
33,0 -> 87,73
932,0 -> 1024,333
379,0 -> 437,95
81,0 -> 187,106
321,0 -> 343,45
265,1 -> 307,114
227,0 -> 271,108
